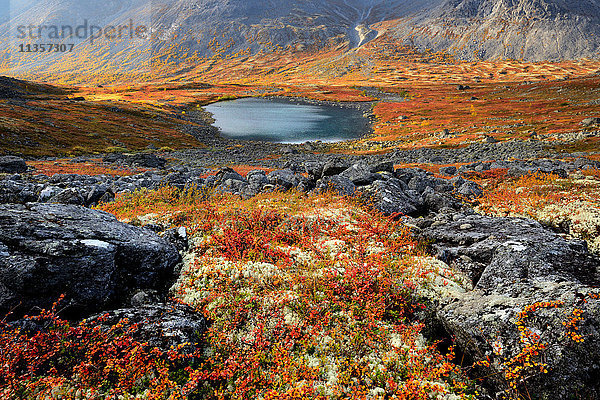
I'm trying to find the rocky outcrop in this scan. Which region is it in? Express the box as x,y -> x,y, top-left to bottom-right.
0,159 -> 484,217
421,212 -> 600,289
0,203 -> 180,318
102,153 -> 168,169
361,178 -> 424,216
0,169 -> 205,206
0,156 -> 27,174
417,211 -> 600,398
389,0 -> 600,61
205,162 -> 479,216
360,167 -> 475,217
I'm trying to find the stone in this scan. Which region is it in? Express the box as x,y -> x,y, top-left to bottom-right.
420,213 -> 600,398
88,303 -> 207,354
86,185 -> 114,206
0,180 -> 40,204
422,214 -> 600,290
0,156 -> 27,174
360,178 -> 424,216
317,175 -> 356,196
102,153 -> 126,163
215,167 -> 245,185
370,161 -> 395,174
126,153 -> 167,169
0,203 -> 180,318
303,161 -> 325,179
439,166 -> 458,176
456,181 -> 483,198
48,188 -> 86,206
218,178 -> 248,194
161,226 -> 188,252
322,157 -> 350,177
267,169 -> 297,189
339,163 -> 380,186
246,170 -> 269,189
408,176 -> 436,193
281,146 -> 299,155
303,142 -> 317,151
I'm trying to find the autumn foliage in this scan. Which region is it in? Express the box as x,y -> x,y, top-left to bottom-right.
0,296 -> 204,399
97,188 -> 478,399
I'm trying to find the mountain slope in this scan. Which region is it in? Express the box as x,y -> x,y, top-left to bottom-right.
1,0 -> 600,72
151,0 -> 600,61
150,0 -> 438,54
383,0 -> 600,60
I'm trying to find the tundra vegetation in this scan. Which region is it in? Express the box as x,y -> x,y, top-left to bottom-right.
1,3 -> 600,398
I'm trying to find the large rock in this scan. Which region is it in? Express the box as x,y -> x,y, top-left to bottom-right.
360,178 -> 424,216
339,162 -> 380,186
422,214 -> 599,289
0,156 -> 27,174
0,203 -> 180,318
267,169 -> 296,189
439,166 -> 458,176
0,179 -> 39,204
89,303 -> 207,353
322,157 -> 350,177
126,153 -> 167,169
316,175 -> 356,196
420,213 -> 600,399
302,161 -> 325,179
214,167 -> 245,185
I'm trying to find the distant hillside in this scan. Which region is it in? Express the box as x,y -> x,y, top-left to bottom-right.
386,0 -> 600,60
0,75 -> 68,98
1,0 -> 599,74
149,0 -> 437,55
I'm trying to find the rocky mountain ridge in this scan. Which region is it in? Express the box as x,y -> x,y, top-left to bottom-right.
3,0 -> 600,62
387,0 -> 600,60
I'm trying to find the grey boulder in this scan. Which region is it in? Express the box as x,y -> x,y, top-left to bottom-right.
0,203 -> 180,318
0,156 -> 27,174
89,303 -> 207,354
360,178 -> 423,216
421,213 -> 600,398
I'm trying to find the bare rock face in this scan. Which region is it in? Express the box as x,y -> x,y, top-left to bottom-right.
8,0 -> 599,62
389,0 -> 600,61
420,212 -> 600,398
0,203 -> 180,318
422,214 -> 600,289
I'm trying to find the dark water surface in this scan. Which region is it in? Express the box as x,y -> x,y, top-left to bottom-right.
204,97 -> 369,143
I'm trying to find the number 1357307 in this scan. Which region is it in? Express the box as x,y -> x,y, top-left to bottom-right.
19,44 -> 75,52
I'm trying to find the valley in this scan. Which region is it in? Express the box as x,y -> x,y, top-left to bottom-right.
1,0 -> 600,399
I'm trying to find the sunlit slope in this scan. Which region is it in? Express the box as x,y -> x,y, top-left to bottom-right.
1,0 -> 600,83
383,0 -> 600,60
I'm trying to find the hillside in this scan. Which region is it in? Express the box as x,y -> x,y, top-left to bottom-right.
1,2 -> 600,399
385,0 -> 600,60
2,0 -> 600,78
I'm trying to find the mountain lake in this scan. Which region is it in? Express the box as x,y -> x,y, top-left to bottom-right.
204,97 -> 370,143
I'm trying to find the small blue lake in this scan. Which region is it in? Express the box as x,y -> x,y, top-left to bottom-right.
204,97 -> 369,143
